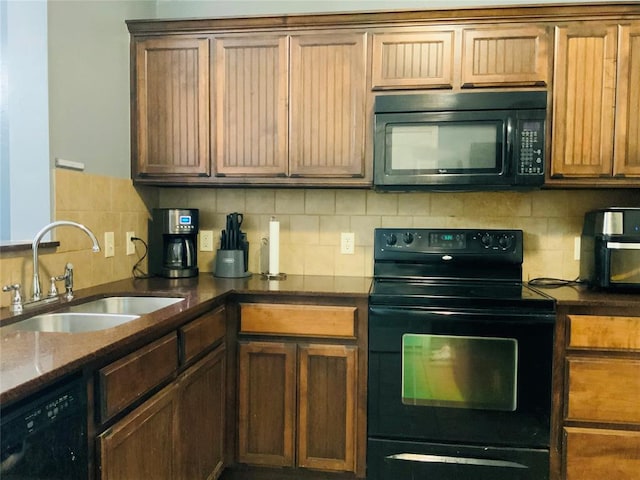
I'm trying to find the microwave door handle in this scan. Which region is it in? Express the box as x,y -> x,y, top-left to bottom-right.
506,118 -> 514,173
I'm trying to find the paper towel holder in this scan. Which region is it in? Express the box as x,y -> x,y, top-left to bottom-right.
260,237 -> 287,280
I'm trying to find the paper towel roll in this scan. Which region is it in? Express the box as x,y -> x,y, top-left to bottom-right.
269,217 -> 279,275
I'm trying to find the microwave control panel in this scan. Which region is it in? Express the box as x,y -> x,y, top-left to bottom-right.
518,120 -> 544,175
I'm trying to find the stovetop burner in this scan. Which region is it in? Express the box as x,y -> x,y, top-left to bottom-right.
370,278 -> 554,311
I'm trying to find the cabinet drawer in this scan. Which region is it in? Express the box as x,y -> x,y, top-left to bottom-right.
240,303 -> 356,338
564,427 -> 640,480
98,333 -> 178,422
566,357 -> 640,424
180,307 -> 226,364
568,315 -> 640,351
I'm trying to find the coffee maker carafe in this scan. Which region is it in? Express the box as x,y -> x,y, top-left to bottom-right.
149,208 -> 199,278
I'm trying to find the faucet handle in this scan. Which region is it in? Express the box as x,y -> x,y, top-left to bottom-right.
2,284 -> 23,313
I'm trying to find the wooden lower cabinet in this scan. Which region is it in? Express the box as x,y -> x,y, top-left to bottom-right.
564,427 -> 640,480
98,383 -> 177,480
238,340 -> 357,473
558,313 -> 640,480
98,345 -> 226,480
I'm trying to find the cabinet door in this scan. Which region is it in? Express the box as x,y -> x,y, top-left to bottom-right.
461,25 -> 549,87
176,344 -> 226,480
133,36 -> 211,178
298,344 -> 357,473
237,341 -> 296,467
370,30 -> 455,89
551,24 -> 617,177
98,384 -> 177,480
613,23 -> 640,177
564,427 -> 640,480
214,35 -> 289,177
289,33 -> 367,177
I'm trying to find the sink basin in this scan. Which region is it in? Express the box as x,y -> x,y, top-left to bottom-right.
69,296 -> 184,315
6,312 -> 140,333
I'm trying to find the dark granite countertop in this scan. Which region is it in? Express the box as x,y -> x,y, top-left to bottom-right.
0,274 -> 371,406
2,274 -> 638,406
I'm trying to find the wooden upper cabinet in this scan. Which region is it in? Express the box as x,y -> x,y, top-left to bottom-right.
133,36 -> 211,178
551,24 -> 618,178
551,21 -> 640,183
289,33 -> 367,178
461,25 -> 550,87
213,35 -> 289,177
371,30 -> 455,89
213,32 -> 367,181
370,25 -> 549,90
614,24 -> 640,176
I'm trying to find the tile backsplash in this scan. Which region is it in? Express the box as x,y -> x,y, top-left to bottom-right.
158,187 -> 640,281
0,170 -> 156,307
2,168 -> 638,309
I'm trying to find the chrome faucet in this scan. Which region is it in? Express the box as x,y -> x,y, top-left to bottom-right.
31,221 -> 100,301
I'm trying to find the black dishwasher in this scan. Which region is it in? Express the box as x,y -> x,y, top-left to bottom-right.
1,377 -> 88,479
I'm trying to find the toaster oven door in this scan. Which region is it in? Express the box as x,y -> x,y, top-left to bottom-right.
607,241 -> 640,286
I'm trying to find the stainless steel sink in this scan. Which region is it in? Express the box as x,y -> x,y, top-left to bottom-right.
68,296 -> 184,315
6,312 -> 140,333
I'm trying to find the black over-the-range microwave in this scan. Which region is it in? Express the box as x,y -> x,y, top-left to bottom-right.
373,91 -> 547,191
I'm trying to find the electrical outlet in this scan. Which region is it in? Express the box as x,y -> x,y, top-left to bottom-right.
104,232 -> 115,258
574,236 -> 581,261
200,230 -> 214,252
126,231 -> 136,255
341,232 -> 355,255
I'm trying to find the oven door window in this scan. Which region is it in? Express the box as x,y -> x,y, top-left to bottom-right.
386,122 -> 501,174
402,334 -> 517,411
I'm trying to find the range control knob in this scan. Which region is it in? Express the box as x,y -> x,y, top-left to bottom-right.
386,234 -> 397,246
480,233 -> 493,247
403,232 -> 414,245
498,234 -> 513,250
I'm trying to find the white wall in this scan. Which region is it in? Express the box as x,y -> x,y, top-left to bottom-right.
1,0 -> 50,241
154,0 -> 633,18
48,0 -> 155,179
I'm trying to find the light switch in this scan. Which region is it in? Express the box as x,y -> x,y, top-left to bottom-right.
104,232 -> 115,258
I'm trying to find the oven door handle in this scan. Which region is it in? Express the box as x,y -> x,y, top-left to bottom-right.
385,453 -> 528,469
606,242 -> 640,250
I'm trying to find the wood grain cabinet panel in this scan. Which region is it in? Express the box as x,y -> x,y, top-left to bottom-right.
561,313 -> 640,480
568,314 -> 640,351
551,21 -> 640,184
461,25 -> 549,87
237,341 -> 297,467
240,303 -> 356,338
566,357 -> 640,424
290,33 -> 367,177
298,344 -> 357,472
133,36 -> 211,178
98,383 -> 177,480
371,30 -> 455,89
98,333 -> 178,423
180,305 -> 226,364
176,345 -> 227,480
564,427 -> 640,480
214,35 -> 289,177
614,24 -> 640,176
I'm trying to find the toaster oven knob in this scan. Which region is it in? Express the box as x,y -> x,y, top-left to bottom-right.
403,232 -> 414,245
386,234 -> 398,246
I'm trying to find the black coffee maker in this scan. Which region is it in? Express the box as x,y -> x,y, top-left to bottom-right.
149,208 -> 199,278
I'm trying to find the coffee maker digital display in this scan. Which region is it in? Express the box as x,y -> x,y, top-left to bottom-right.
149,208 -> 199,278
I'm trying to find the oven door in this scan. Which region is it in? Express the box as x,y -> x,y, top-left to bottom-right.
368,306 -> 554,447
